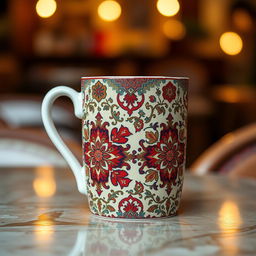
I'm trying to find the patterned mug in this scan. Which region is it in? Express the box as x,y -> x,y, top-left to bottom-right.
42,76 -> 188,219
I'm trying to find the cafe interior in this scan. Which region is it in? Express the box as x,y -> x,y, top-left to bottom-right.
0,1 -> 256,256
0,0 -> 255,175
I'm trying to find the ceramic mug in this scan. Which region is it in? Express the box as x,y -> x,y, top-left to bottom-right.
42,76 -> 188,219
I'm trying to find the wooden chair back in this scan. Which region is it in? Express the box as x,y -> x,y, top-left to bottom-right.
190,123 -> 256,179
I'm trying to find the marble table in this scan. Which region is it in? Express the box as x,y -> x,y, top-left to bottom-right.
0,167 -> 255,256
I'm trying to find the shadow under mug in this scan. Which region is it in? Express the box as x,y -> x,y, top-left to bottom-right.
42,76 -> 188,219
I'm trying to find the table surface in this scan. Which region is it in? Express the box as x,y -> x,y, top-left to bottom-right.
0,167 -> 255,256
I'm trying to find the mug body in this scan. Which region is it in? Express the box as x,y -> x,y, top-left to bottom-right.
82,76 -> 188,218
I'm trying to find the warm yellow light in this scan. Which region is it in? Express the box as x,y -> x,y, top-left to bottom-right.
34,225 -> 54,242
218,200 -> 242,230
218,200 -> 242,255
33,178 -> 56,198
163,19 -> 186,40
213,87 -> 242,103
33,166 -> 56,198
36,0 -> 57,18
157,0 -> 180,17
98,0 -> 121,22
219,32 -> 243,56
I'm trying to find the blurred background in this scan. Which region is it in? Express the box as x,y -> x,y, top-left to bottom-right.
0,0 -> 256,167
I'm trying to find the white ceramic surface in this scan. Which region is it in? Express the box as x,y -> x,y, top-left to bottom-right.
41,77 -> 188,218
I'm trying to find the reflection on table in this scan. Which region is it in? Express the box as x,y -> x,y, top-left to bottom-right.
0,167 -> 255,256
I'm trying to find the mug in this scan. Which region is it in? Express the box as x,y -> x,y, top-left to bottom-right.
42,76 -> 188,219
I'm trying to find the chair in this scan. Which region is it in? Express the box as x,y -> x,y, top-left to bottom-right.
0,94 -> 80,141
0,119 -> 7,128
190,123 -> 256,179
0,128 -> 82,167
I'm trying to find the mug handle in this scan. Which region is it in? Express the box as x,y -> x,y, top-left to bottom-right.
41,86 -> 87,195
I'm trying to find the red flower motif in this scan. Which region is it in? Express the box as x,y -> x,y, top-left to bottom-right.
118,195 -> 144,218
162,82 -> 176,103
84,118 -> 130,195
140,124 -> 185,194
111,125 -> 132,144
149,95 -> 156,102
111,170 -> 131,188
123,93 -> 138,105
117,93 -> 145,116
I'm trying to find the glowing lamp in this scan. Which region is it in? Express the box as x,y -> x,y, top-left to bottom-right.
36,0 -> 57,18
98,0 -> 121,22
163,19 -> 186,40
219,32 -> 243,56
157,0 -> 180,17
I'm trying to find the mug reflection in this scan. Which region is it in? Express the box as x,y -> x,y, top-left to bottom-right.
68,217 -> 181,256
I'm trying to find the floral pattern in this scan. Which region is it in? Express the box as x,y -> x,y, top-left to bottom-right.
140,124 -> 185,195
162,81 -> 176,103
84,113 -> 131,195
117,92 -> 144,116
117,195 -> 144,218
82,77 -> 188,218
92,81 -> 107,102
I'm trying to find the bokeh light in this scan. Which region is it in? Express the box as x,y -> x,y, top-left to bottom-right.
232,9 -> 253,32
98,0 -> 122,22
34,225 -> 54,243
218,201 -> 242,255
157,0 -> 180,17
33,166 -> 56,198
163,19 -> 186,40
218,200 -> 242,229
36,0 -> 57,18
219,32 -> 243,56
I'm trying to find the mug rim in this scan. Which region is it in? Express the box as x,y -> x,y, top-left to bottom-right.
81,76 -> 189,80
